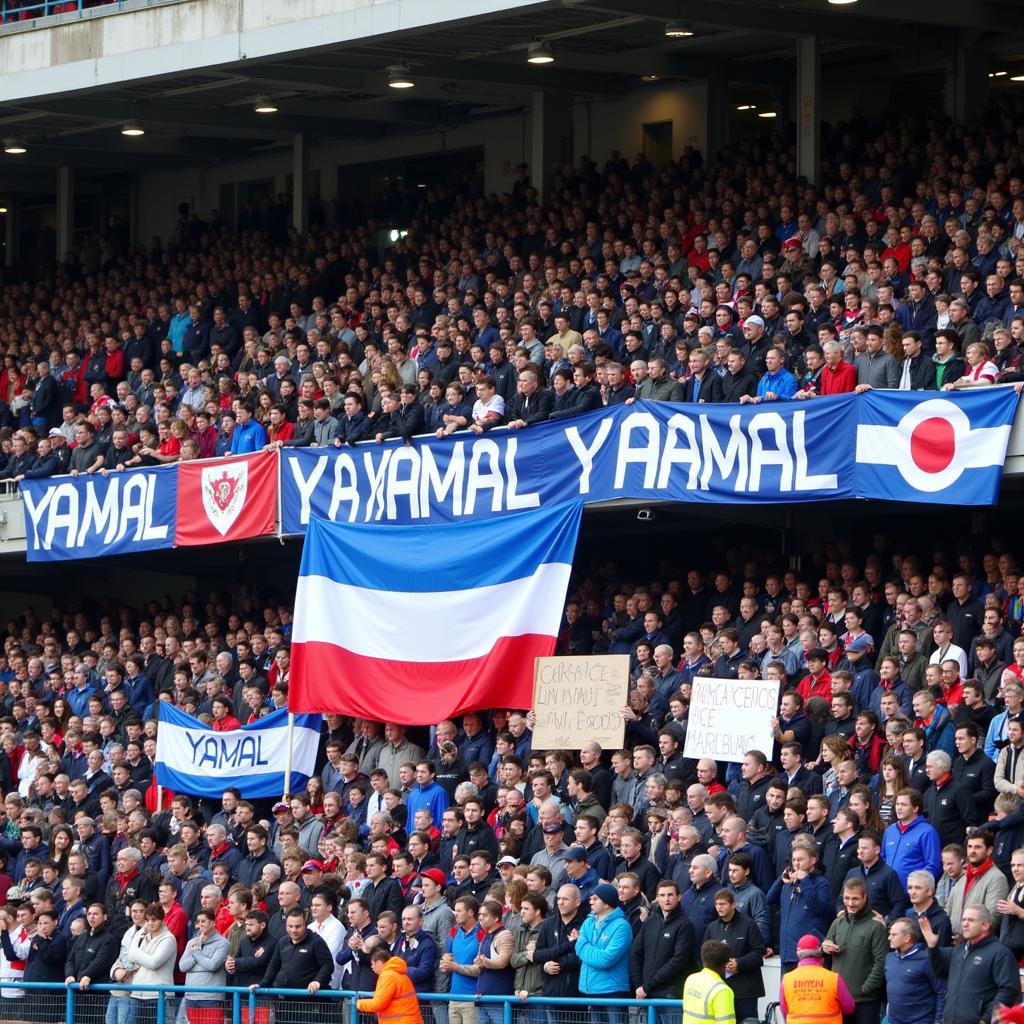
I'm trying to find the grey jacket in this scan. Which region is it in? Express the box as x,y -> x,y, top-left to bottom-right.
179,931 -> 229,999
855,349 -> 900,389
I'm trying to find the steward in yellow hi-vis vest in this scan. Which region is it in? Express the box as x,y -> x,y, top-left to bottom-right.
780,935 -> 855,1024
683,941 -> 737,1024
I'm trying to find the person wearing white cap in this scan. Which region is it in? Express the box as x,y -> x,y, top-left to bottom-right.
741,315 -> 772,376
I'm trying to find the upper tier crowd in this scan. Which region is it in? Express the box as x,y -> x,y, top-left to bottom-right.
4,99 -> 1024,479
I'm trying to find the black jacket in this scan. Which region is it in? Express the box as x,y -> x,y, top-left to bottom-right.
230,930 -> 273,986
549,380 -> 601,420
533,908 -> 588,997
105,872 -> 157,939
260,930 -> 334,989
923,778 -> 975,847
703,910 -> 765,999
506,388 -> 555,425
681,372 -> 723,404
65,923 -> 118,982
628,905 -> 694,996
3,929 -> 67,984
615,856 -> 662,900
364,877 -> 404,921
952,749 -> 996,821
717,368 -> 758,403
237,849 -> 280,887
928,933 -> 1019,1024
900,353 -> 936,390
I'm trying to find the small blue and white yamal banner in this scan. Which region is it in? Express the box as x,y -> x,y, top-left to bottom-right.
855,390 -> 1016,505
21,463 -> 177,563
154,704 -> 321,799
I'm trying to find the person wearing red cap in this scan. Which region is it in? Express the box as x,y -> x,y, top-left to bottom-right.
779,934 -> 855,1024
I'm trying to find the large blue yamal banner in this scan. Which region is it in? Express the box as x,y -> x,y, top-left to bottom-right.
280,390 -> 1018,532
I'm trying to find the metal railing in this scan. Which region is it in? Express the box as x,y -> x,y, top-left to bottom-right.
0,981 -> 684,1024
1,0 -> 117,23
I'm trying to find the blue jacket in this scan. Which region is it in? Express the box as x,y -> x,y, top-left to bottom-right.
396,928 -> 438,992
230,419 -> 268,454
885,943 -> 945,1024
882,814 -> 941,887
404,782 -> 450,827
576,908 -> 632,994
67,684 -> 96,719
766,871 -> 832,964
922,705 -> 956,758
681,880 -> 720,948
755,368 -> 798,400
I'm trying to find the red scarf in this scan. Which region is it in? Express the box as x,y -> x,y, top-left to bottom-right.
965,858 -> 994,894
115,867 -> 139,891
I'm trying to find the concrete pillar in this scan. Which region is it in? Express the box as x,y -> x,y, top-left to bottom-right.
796,35 -> 820,184
945,33 -> 988,123
705,76 -> 728,163
56,163 -> 74,261
292,133 -> 309,236
530,90 -> 563,204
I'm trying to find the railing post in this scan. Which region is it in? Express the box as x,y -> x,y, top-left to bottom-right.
349,991 -> 359,1024
232,990 -> 241,1024
503,996 -> 513,1024
648,1001 -> 657,1024
155,986 -> 166,1024
66,983 -> 75,1024
248,987 -> 257,1024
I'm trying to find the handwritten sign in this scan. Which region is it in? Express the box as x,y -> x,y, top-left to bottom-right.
531,655 -> 630,750
683,676 -> 780,761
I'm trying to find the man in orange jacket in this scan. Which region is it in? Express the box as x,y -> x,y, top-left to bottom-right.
356,948 -> 424,1024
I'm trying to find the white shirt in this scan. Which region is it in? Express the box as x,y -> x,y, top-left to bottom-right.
928,642 -> 968,679
309,913 -> 348,989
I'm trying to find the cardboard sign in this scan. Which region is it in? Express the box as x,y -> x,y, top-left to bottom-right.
531,655 -> 631,750
683,676 -> 780,761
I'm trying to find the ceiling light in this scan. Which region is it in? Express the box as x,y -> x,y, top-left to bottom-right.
527,40 -> 555,64
826,0 -> 859,5
993,71 -> 1008,77
253,96 -> 279,113
664,20 -> 694,36
3,138 -> 27,155
1012,75 -> 1024,82
387,65 -> 415,88
121,119 -> 145,136
0,207 -> 7,214
641,74 -> 660,82
736,104 -> 756,111
758,111 -> 778,118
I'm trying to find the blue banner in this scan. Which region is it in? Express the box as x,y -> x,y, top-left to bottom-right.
281,391 -> 1019,531
18,390 -> 1021,561
154,704 -> 323,800
21,464 -> 177,563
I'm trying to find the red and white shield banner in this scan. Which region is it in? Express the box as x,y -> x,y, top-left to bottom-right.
175,452 -> 277,546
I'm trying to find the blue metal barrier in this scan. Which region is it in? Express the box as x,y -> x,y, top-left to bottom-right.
0,0 -> 124,25
1,981 -> 683,1024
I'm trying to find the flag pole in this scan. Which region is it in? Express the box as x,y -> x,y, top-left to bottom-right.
283,712 -> 295,799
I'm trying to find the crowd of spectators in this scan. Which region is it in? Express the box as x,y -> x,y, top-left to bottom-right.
5,99 -> 1024,480
2,95 -> 1024,1024
0,530 -> 1020,1023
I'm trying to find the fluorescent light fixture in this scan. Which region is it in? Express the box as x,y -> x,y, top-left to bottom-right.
1012,74 -> 1024,82
758,111 -> 777,118
664,20 -> 694,36
827,0 -> 859,5
253,96 -> 279,113
0,207 -> 7,214
121,119 -> 145,136
527,40 -> 555,64
3,138 -> 27,154
387,65 -> 415,88
736,104 -> 756,111
641,74 -> 660,82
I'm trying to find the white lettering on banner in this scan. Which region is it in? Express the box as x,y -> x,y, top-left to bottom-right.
328,452 -> 360,523
612,409 -> 838,494
566,418 -> 614,494
23,476 -> 169,551
683,676 -> 780,762
288,454 -> 328,525
420,444 -> 465,518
